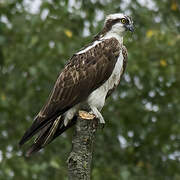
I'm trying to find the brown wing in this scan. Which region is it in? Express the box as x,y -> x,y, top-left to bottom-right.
40,38 -> 121,116
19,38 -> 121,146
106,45 -> 128,98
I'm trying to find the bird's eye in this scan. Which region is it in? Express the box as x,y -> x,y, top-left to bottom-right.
121,18 -> 127,24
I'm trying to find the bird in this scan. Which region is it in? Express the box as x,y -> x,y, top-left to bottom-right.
19,13 -> 134,156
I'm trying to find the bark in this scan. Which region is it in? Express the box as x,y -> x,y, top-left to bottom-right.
67,110 -> 99,180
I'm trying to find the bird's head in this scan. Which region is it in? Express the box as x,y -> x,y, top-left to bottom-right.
104,13 -> 134,36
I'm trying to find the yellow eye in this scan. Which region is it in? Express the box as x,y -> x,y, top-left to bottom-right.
121,18 -> 126,24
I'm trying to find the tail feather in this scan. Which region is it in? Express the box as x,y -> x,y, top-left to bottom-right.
26,122 -> 53,156
19,113 -> 60,146
26,116 -> 77,156
42,116 -> 61,146
52,116 -> 77,140
34,123 -> 52,144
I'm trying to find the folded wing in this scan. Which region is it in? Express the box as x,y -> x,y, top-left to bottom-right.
19,37 -> 121,147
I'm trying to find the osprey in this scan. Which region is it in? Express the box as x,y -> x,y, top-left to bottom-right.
19,13 -> 134,156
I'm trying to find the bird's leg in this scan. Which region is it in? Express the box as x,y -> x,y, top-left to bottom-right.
64,106 -> 78,126
90,106 -> 105,124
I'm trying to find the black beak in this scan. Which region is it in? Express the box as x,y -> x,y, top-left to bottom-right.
125,24 -> 134,32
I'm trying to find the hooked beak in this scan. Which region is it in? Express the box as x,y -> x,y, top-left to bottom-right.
125,24 -> 134,32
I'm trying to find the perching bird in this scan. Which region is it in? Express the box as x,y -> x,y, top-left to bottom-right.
19,13 -> 134,156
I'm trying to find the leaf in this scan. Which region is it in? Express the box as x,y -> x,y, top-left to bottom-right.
50,160 -> 60,169
1,93 -> 6,101
171,1 -> 178,11
31,36 -> 38,46
160,59 -> 167,67
64,29 -> 72,38
146,30 -> 154,38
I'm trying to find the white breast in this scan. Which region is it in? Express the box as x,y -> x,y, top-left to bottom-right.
87,51 -> 124,110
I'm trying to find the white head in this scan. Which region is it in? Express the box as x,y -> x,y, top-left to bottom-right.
104,13 -> 134,36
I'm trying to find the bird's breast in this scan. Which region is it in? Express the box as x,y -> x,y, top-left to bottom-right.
87,51 -> 124,110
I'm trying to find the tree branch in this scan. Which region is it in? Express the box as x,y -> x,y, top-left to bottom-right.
67,110 -> 99,180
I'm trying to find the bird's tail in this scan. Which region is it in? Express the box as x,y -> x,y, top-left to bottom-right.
19,113 -> 60,147
25,116 -> 77,157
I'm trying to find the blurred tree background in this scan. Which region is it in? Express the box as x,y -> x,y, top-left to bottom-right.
0,0 -> 180,179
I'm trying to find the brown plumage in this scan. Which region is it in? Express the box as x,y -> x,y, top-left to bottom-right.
19,38 -> 125,155
19,13 -> 133,156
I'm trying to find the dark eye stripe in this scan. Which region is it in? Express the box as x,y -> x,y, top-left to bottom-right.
106,18 -> 121,29
111,18 -> 121,25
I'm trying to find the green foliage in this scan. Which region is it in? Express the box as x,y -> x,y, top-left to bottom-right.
0,0 -> 180,179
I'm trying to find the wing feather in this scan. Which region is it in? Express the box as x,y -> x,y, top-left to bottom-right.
40,37 -> 121,117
